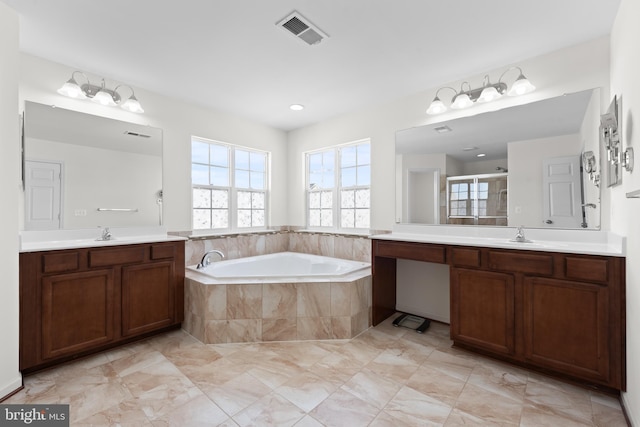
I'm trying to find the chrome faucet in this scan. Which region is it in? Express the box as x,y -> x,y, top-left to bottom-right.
97,227 -> 112,241
197,249 -> 225,269
514,226 -> 526,243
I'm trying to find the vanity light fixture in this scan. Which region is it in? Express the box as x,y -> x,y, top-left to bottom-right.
451,83 -> 474,110
57,71 -> 144,113
426,66 -> 535,115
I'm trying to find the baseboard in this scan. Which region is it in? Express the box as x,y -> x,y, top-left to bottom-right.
0,375 -> 23,402
621,393 -> 637,427
396,304 -> 450,324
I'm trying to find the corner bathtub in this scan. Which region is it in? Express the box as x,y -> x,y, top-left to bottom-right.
184,252 -> 372,344
187,251 -> 370,281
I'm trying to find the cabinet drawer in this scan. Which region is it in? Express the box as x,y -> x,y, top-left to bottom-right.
42,252 -> 79,273
488,250 -> 553,275
450,247 -> 481,268
151,244 -> 176,260
375,240 -> 445,263
565,256 -> 609,284
89,246 -> 145,267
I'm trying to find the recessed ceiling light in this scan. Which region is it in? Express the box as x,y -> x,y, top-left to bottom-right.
477,153 -> 486,157
463,146 -> 479,151
290,104 -> 305,111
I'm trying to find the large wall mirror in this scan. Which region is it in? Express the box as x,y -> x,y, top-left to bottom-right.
395,88 -> 601,229
22,101 -> 163,230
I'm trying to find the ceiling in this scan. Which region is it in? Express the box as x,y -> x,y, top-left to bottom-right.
25,102 -> 162,156
3,0 -> 621,131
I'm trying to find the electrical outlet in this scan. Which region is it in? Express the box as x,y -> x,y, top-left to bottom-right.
74,209 -> 87,216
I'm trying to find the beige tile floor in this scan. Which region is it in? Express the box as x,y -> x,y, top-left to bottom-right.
6,316 -> 628,426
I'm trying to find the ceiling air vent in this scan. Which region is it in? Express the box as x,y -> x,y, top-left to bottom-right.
277,11 -> 328,46
124,131 -> 151,138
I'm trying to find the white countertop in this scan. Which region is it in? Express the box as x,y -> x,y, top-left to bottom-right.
19,227 -> 187,252
371,225 -> 625,257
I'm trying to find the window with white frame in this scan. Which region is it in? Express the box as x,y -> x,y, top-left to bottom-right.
306,140 -> 370,230
447,177 -> 491,219
191,137 -> 268,231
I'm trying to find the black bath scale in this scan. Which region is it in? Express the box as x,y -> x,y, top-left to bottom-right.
392,313 -> 431,333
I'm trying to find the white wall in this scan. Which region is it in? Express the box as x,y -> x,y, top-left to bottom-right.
461,158 -> 508,176
610,0 -> 640,423
287,37 -> 610,230
19,54 -> 289,232
26,138 -> 163,229
0,1 -> 22,399
508,133 -> 582,227
396,260 -> 450,323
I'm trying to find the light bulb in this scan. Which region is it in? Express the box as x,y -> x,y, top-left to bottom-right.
426,97 -> 447,115
121,95 -> 144,113
57,79 -> 85,99
92,89 -> 117,106
451,93 -> 473,109
478,86 -> 502,103
508,75 -> 536,96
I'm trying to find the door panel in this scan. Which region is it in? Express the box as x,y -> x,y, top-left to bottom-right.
121,262 -> 175,337
542,156 -> 582,228
451,268 -> 515,356
41,269 -> 115,359
25,160 -> 62,230
523,277 -> 609,383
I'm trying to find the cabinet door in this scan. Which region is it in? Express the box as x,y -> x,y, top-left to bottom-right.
451,268 -> 515,356
42,269 -> 115,360
122,261 -> 175,337
523,277 -> 610,384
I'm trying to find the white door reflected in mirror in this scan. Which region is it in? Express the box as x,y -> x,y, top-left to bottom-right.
24,160 -> 62,230
542,156 -> 583,228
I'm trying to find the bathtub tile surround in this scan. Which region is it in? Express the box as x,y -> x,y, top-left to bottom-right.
5,317 -> 627,426
182,229 -> 377,345
298,283 -> 332,317
263,283 -> 297,318
182,229 -> 380,266
184,275 -> 372,344
227,284 -> 262,319
263,318 -> 297,341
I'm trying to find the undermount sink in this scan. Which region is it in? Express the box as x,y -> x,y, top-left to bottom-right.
374,227 -> 626,257
508,239 -> 535,243
19,227 -> 186,252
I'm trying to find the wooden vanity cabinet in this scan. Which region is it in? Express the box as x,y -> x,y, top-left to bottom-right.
41,269 -> 116,360
372,239 -> 626,391
19,241 -> 185,373
452,249 -> 624,391
523,276 -> 611,385
450,268 -> 515,357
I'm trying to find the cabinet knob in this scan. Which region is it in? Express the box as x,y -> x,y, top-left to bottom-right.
544,220 -> 553,224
